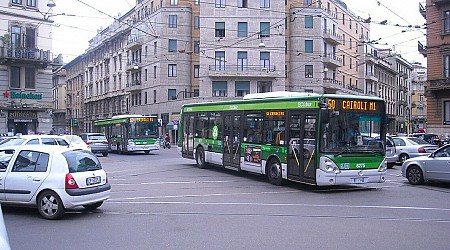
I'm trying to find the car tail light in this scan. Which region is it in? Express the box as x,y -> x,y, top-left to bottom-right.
418,147 -> 426,153
86,141 -> 93,145
103,141 -> 109,145
65,173 -> 79,189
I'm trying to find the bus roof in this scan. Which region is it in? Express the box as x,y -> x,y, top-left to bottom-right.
181,92 -> 384,112
111,114 -> 157,119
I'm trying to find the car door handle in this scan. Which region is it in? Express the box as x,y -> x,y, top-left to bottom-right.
33,178 -> 41,182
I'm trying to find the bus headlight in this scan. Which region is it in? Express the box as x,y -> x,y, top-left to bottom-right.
378,159 -> 387,172
320,157 -> 341,174
128,140 -> 135,146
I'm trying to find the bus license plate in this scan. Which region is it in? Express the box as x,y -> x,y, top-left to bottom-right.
351,177 -> 367,184
86,176 -> 101,186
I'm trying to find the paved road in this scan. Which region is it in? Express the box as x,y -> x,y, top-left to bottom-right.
4,147 -> 450,250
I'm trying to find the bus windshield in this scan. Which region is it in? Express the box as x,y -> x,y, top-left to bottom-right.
128,121 -> 158,139
321,111 -> 384,154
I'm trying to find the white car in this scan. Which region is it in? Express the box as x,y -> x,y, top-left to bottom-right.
0,135 -> 70,147
0,145 -> 110,219
64,135 -> 91,152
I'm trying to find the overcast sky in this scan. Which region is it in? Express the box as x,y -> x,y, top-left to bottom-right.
49,0 -> 426,66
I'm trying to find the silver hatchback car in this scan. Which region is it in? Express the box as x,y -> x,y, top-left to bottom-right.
80,133 -> 109,157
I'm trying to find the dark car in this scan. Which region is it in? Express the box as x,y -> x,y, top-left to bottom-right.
412,133 -> 441,147
79,133 -> 109,156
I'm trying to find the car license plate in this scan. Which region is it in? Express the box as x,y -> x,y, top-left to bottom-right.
351,177 -> 367,184
86,176 -> 101,185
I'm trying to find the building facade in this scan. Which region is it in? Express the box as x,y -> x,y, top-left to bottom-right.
421,0 -> 450,137
62,0 -> 411,137
0,0 -> 54,135
411,62 -> 427,133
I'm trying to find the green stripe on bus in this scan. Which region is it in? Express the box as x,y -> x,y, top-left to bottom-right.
183,100 -> 320,112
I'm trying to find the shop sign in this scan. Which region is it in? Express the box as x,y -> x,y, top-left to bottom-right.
9,111 -> 38,119
3,91 -> 42,100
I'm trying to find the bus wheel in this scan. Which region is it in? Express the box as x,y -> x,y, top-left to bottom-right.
196,147 -> 207,169
144,150 -> 150,154
267,159 -> 283,185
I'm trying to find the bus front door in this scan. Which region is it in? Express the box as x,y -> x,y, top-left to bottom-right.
223,113 -> 241,169
182,114 -> 195,158
287,113 -> 317,183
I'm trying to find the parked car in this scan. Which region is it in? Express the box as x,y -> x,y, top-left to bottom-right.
402,144 -> 450,185
79,133 -> 109,156
391,136 -> 439,163
0,135 -> 70,147
0,145 -> 110,219
412,133 -> 442,147
64,135 -> 91,152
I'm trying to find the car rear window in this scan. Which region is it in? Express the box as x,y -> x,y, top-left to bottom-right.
63,151 -> 102,173
0,138 -> 26,146
88,135 -> 107,141
408,137 -> 430,145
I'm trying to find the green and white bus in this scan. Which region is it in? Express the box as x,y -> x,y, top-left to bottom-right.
94,115 -> 160,154
178,92 -> 388,186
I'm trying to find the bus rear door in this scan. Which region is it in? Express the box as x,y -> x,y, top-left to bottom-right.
287,112 -> 317,183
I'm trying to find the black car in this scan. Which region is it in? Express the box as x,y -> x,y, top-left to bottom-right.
412,133 -> 442,147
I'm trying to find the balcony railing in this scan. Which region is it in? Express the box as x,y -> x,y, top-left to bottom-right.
429,78 -> 450,91
323,53 -> 342,68
323,29 -> 342,45
208,65 -> 279,78
0,46 -> 51,66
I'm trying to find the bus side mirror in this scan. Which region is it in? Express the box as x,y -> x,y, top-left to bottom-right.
320,108 -> 330,124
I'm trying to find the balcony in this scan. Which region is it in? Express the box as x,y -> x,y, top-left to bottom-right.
126,36 -> 144,50
365,72 -> 378,82
323,53 -> 342,68
419,2 -> 426,19
208,65 -> 279,78
0,46 -> 51,68
126,61 -> 142,71
323,29 -> 342,45
129,80 -> 143,91
418,41 -> 427,57
429,78 -> 450,91
323,78 -> 342,90
365,53 -> 378,64
431,0 -> 448,7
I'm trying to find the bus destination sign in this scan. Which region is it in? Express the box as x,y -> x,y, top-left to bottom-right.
327,99 -> 377,112
130,117 -> 155,123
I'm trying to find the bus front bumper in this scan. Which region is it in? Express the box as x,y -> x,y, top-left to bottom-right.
316,169 -> 386,186
127,144 -> 160,151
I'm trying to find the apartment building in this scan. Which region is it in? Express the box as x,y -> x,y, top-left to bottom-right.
51,55 -> 67,134
0,0 -> 54,135
62,0 -> 410,135
410,62 -> 427,133
421,0 -> 450,137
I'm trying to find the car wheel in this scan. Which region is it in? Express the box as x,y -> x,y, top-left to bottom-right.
195,147 -> 207,169
267,158 -> 283,185
102,152 -> 108,157
37,190 -> 65,220
406,165 -> 424,185
400,153 -> 409,163
83,201 -> 104,211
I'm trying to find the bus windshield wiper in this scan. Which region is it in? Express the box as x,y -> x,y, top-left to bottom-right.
334,145 -> 355,157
